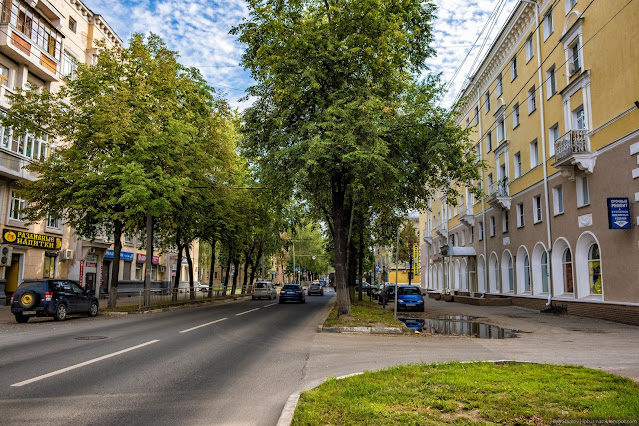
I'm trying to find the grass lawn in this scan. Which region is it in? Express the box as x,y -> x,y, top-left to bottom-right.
292,361 -> 639,425
323,299 -> 406,329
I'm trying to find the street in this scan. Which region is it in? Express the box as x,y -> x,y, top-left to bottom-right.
0,291 -> 333,425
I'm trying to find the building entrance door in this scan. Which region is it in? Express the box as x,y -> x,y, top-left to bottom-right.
85,272 -> 96,294
5,254 -> 21,301
101,260 -> 111,297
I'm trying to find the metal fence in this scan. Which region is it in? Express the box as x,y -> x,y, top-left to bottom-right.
133,286 -> 251,309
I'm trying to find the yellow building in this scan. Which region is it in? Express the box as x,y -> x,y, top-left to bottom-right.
420,0 -> 639,324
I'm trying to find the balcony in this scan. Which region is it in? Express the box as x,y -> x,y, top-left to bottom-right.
552,130 -> 597,181
487,179 -> 511,210
0,85 -> 14,108
433,219 -> 448,239
0,148 -> 38,181
458,202 -> 475,227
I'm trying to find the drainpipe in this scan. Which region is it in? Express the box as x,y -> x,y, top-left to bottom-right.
476,98 -> 488,295
520,0 -> 554,305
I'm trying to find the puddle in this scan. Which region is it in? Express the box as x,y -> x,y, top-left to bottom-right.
399,317 -> 519,339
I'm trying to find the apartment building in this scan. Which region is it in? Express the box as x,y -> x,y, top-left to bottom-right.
420,0 -> 639,324
0,0 -> 196,302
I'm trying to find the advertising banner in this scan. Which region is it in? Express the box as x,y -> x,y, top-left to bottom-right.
2,229 -> 61,250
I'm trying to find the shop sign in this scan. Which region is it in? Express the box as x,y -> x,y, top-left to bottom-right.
607,198 -> 630,229
104,250 -> 134,261
85,261 -> 97,273
86,254 -> 98,263
135,254 -> 161,264
2,229 -> 62,250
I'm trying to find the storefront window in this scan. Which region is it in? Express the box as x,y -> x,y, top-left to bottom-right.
123,260 -> 132,280
541,251 -> 549,293
588,244 -> 602,295
151,265 -> 158,281
135,263 -> 143,280
523,255 -> 531,292
563,248 -> 573,293
507,255 -> 514,292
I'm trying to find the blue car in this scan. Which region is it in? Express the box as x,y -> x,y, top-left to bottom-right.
397,285 -> 425,312
279,284 -> 306,304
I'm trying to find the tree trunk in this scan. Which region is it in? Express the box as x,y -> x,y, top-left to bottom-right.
358,228 -> 364,302
223,251 -> 231,296
249,245 -> 262,290
241,250 -> 250,294
108,220 -> 123,308
332,180 -> 351,317
348,238 -> 357,303
208,238 -> 216,298
231,257 -> 240,295
185,243 -> 195,300
172,242 -> 183,301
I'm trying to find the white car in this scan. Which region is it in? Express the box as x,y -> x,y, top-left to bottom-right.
252,281 -> 277,300
178,281 -> 209,293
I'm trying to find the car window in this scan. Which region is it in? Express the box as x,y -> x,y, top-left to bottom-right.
255,283 -> 266,289
53,280 -> 72,292
283,285 -> 299,290
70,283 -> 85,295
399,287 -> 421,296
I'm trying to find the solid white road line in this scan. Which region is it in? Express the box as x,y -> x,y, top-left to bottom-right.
263,303 -> 277,307
236,308 -> 260,316
179,318 -> 227,334
11,340 -> 160,387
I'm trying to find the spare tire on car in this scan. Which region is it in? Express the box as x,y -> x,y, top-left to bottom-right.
19,290 -> 39,310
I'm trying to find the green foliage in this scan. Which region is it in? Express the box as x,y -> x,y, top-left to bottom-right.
285,222 -> 330,278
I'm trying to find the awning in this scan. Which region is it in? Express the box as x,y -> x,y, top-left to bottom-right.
441,245 -> 476,257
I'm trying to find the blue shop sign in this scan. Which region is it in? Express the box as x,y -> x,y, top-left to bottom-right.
104,250 -> 135,261
607,198 -> 631,229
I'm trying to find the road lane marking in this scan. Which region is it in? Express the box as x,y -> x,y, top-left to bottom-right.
179,318 -> 227,334
236,308 -> 260,316
264,303 -> 277,307
11,340 -> 160,387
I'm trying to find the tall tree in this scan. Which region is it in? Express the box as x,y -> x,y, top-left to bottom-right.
233,0 -> 480,316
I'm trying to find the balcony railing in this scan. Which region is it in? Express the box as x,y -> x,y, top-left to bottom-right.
555,130 -> 588,161
489,179 -> 509,198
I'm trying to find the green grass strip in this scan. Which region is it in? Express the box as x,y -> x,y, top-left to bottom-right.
323,299 -> 407,329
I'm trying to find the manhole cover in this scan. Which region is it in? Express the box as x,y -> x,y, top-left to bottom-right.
75,336 -> 108,340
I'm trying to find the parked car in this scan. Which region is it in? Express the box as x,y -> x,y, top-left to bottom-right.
396,285 -> 425,312
252,281 -> 277,300
178,281 -> 208,293
378,283 -> 396,305
279,284 -> 306,303
10,279 -> 99,323
308,282 -> 324,296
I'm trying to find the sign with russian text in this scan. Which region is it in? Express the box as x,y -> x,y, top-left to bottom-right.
2,230 -> 62,250
105,250 -> 134,261
607,198 -> 631,229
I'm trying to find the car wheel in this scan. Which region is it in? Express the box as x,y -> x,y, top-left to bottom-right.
54,303 -> 67,321
88,301 -> 99,317
19,290 -> 39,310
420,306 -> 425,312
301,298 -> 306,304
252,296 -> 255,300
15,314 -> 29,323
279,299 -> 284,304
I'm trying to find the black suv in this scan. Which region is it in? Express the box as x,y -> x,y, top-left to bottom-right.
11,279 -> 99,323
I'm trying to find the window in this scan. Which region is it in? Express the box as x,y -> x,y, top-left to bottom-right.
466,117 -> 470,128
569,39 -> 581,75
533,195 -> 542,223
523,255 -> 531,292
541,251 -> 549,293
486,131 -> 493,152
577,174 -> 589,207
496,74 -> 503,97
543,8 -> 554,40
485,91 -> 491,113
489,216 -> 495,237
61,51 -> 76,78
470,226 -> 474,243
123,261 -> 132,280
474,106 -> 479,125
68,17 -> 77,33
0,64 -> 8,87
510,56 -> 518,80
546,65 -> 557,97
517,203 -> 525,228
573,105 -> 586,130
7,1 -> 62,59
513,103 -> 520,128
124,233 -> 133,244
502,211 -> 509,233
563,248 -> 574,293
553,185 -> 564,215
43,254 -> 56,278
478,221 -> 484,241
9,190 -> 25,220
135,262 -> 143,280
588,243 -> 602,295
46,214 -> 60,229
475,143 -> 481,161
497,116 -> 505,142
525,35 -> 534,62
530,139 -> 539,167
549,123 -> 559,156
487,173 -> 493,189
514,152 -> 522,178
507,255 -> 514,292
566,0 -> 578,12
528,86 -> 536,114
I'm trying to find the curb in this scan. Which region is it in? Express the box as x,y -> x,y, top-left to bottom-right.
318,326 -> 404,334
102,296 -> 252,316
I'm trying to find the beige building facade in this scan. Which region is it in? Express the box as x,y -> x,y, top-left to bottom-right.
420,0 -> 639,324
0,0 -> 197,302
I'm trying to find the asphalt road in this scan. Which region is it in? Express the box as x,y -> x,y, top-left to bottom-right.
0,291 -> 334,426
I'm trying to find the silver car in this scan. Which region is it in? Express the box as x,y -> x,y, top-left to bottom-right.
252,281 -> 277,300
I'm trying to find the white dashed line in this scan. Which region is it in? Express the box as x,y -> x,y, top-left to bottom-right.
179,318 -> 227,334
11,340 -> 160,387
263,303 -> 277,307
236,308 -> 260,316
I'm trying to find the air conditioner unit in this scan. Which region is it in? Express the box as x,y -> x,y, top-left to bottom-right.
60,249 -> 74,261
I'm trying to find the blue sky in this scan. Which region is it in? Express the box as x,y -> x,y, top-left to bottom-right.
82,0 -> 517,109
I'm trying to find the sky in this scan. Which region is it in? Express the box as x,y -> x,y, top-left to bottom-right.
81,0 -> 517,110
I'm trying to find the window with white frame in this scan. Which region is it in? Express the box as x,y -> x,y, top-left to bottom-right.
533,195 -> 542,223
496,74 -> 503,97
566,0 -> 578,13
523,255 -> 531,292
478,221 -> 484,241
474,106 -> 479,125
485,91 -> 491,113
543,8 -> 554,40
549,123 -> 559,156
61,51 -> 77,78
487,172 -> 493,189
497,116 -> 505,142
573,105 -> 586,130
588,243 -> 602,295
46,214 -> 60,229
514,151 -> 522,178
461,230 -> 466,246
517,203 -> 525,228
124,232 -> 133,244
68,17 -> 77,33
553,184 -> 564,215
541,250 -> 549,293
525,35 -> 534,62
528,86 -> 536,113
475,143 -> 481,160
0,64 -> 9,87
470,225 -> 474,243
502,211 -> 509,233
486,131 -> 493,152
513,103 -> 520,128
507,255 -> 514,292
546,65 -> 557,97
489,216 -> 495,237
568,38 -> 581,76
576,174 -> 589,207
9,190 -> 25,221
530,139 -> 539,168
510,55 -> 518,80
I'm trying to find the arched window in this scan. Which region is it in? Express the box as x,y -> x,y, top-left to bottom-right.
524,255 -> 531,292
508,256 -> 514,292
588,243 -> 602,295
563,248 -> 573,293
541,251 -> 549,293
